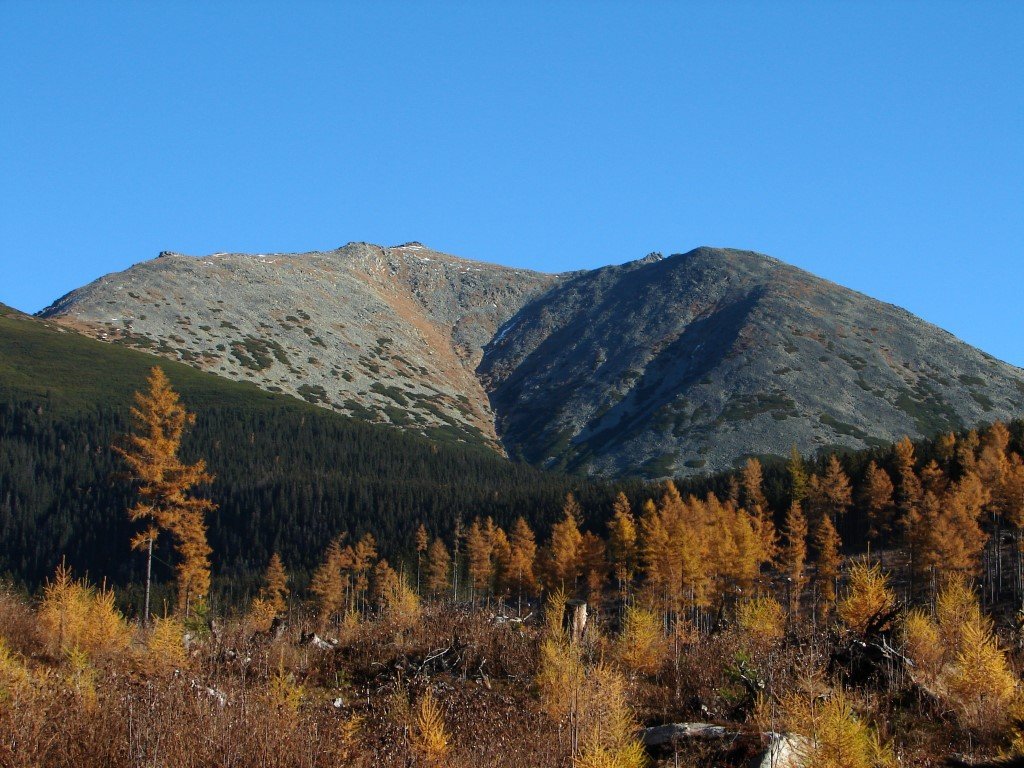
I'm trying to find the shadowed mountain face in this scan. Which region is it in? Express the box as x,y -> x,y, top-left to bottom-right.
41,244 -> 1024,476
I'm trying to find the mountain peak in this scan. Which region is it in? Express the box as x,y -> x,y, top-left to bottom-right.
636,252 -> 664,265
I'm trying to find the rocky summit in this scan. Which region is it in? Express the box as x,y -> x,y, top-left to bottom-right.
41,243 -> 1024,476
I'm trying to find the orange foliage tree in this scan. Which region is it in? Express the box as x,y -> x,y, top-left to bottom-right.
115,366 -> 215,619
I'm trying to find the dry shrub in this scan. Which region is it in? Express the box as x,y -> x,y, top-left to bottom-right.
616,604 -> 666,676
0,587 -> 39,655
1009,694 -> 1024,756
0,638 -> 31,698
65,645 -> 99,713
838,562 -> 895,636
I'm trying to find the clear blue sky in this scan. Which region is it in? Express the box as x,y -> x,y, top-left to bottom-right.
2,2 -> 1022,365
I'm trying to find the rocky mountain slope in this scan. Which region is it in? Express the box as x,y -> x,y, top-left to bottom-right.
41,244 -> 1024,476
41,243 -> 558,447
480,248 -> 1024,474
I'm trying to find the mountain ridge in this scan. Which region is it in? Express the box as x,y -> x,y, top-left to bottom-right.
39,242 -> 1024,476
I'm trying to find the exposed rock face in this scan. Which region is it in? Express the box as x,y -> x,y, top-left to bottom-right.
41,243 -> 1024,476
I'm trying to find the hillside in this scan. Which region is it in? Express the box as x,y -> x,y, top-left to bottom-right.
39,244 -> 1024,476
481,247 -> 1024,475
0,305 -> 612,592
38,243 -> 559,447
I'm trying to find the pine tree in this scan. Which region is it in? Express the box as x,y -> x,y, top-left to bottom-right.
115,366 -> 215,618
781,500 -> 808,616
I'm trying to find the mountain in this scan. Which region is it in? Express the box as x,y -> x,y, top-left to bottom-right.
40,243 -> 558,447
40,244 -> 1024,476
480,248 -> 1024,475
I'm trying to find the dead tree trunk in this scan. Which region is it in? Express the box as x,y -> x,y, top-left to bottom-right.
563,599 -> 588,643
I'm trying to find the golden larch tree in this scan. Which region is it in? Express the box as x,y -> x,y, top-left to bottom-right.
507,516 -> 539,603
310,537 -> 346,625
808,454 -> 852,526
348,533 -> 377,612
607,492 -> 638,595
580,531 -> 608,609
262,552 -> 289,614
741,458 -> 777,562
115,366 -> 215,619
861,461 -> 895,542
424,537 -> 452,597
780,500 -> 808,616
544,494 -> 584,592
812,512 -> 842,617
490,525 -> 513,595
465,517 -> 495,600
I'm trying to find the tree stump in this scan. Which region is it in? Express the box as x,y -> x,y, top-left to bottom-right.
563,599 -> 588,643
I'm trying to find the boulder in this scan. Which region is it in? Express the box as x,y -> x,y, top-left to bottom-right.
747,732 -> 808,768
